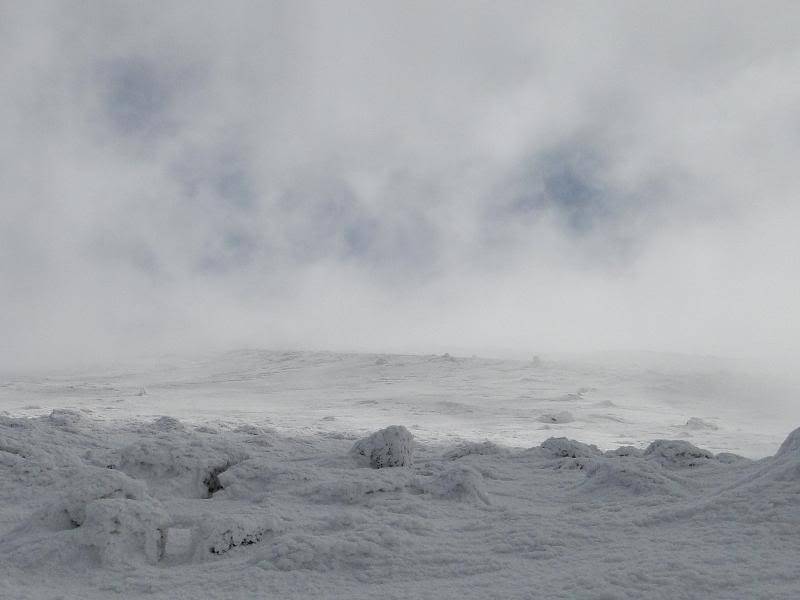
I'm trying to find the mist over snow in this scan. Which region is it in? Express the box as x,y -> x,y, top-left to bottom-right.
3,6 -> 800,598
2,2 -> 800,370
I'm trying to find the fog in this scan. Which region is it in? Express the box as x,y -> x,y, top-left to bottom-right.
2,1 -> 800,370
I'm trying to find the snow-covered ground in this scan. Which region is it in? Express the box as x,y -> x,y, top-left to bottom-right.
1,350 -> 799,599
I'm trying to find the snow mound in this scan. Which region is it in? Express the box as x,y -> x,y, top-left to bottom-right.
48,409 -> 87,428
118,440 -> 247,498
604,445 -> 644,458
200,513 -> 282,556
151,416 -> 184,432
538,411 -> 575,424
539,437 -> 602,459
233,423 -> 272,436
443,440 -> 508,460
776,426 -> 800,457
79,498 -> 168,565
416,465 -> 490,504
350,425 -> 414,468
716,452 -> 749,464
579,458 -> 685,497
644,439 -> 715,467
307,469 -> 413,504
40,467 -> 149,529
684,417 -> 718,431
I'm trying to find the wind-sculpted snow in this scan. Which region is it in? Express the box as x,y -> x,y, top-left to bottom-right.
1,410 -> 800,598
443,440 -> 508,460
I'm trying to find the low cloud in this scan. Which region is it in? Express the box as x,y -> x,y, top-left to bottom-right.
2,2 -> 800,370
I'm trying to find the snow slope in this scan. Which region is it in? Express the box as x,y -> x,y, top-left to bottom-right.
1,350 -> 798,599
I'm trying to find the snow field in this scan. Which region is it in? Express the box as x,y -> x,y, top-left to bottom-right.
2,409 -> 800,599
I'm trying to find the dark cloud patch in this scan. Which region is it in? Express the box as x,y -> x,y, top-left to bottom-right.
506,145 -> 612,234
278,177 -> 378,262
95,56 -> 200,144
172,145 -> 258,212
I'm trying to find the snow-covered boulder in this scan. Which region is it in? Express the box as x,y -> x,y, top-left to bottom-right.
644,439 -> 714,467
350,425 -> 414,468
539,437 -> 602,459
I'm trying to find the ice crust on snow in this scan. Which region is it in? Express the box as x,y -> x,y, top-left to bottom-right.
350,425 -> 414,468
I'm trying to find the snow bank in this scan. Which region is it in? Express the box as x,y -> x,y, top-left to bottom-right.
350,425 -> 414,468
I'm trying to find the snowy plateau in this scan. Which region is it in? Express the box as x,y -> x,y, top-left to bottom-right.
1,349 -> 799,599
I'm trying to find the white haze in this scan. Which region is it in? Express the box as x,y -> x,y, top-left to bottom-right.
2,1 -> 800,371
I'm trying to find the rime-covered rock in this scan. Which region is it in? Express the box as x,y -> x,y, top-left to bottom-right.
350,425 -> 414,468
539,437 -> 601,459
604,445 -> 644,458
644,439 -> 714,467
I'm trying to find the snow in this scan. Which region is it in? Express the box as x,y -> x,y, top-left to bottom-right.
1,349 -> 799,598
350,425 -> 414,468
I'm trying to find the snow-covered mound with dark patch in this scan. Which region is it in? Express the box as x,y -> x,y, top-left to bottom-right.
350,425 -> 414,468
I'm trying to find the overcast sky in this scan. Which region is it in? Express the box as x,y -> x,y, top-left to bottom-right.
2,1 -> 800,369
